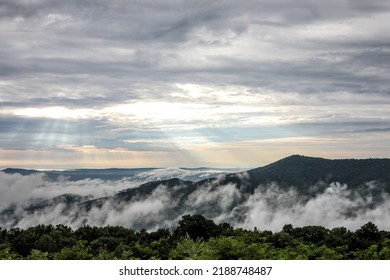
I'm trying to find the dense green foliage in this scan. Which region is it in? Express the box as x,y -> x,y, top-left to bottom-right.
1,215 -> 390,260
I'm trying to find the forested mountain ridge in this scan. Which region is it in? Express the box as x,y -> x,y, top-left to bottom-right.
201,155 -> 390,193
250,155 -> 390,188
1,155 -> 390,230
110,155 -> 390,197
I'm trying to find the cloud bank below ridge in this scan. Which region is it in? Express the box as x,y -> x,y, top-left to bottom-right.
1,168 -> 390,231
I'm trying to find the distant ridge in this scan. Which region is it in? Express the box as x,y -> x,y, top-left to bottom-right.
2,155 -> 390,189
2,168 -> 40,176
1,167 -> 157,181
2,155 -> 390,229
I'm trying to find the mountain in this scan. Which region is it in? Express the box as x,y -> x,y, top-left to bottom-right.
1,155 -> 390,230
191,155 -> 390,195
250,155 -> 390,188
1,167 -> 233,182
1,167 -> 157,181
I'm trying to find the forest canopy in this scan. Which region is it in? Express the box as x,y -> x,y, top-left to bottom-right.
1,215 -> 390,260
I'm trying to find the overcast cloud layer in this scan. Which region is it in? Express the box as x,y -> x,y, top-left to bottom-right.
1,0 -> 390,168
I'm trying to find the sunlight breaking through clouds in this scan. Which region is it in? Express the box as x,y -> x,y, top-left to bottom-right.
0,0 -> 389,168
12,107 -> 94,120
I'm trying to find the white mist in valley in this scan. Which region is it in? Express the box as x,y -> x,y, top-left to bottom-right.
1,169 -> 390,231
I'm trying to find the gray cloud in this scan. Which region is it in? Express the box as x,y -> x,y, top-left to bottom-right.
2,0 -> 390,92
0,0 -> 389,167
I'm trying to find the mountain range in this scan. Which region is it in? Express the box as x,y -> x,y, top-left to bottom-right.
1,155 -> 390,230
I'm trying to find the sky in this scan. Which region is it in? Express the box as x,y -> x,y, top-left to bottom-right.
0,0 -> 389,169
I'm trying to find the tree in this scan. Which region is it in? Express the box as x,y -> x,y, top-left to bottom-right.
325,227 -> 351,247
354,245 -> 380,260
352,222 -> 380,250
113,243 -> 134,259
282,224 -> 294,235
294,225 -> 329,244
34,234 -> 57,253
356,222 -> 380,241
75,225 -> 102,243
0,244 -> 18,260
271,232 -> 294,248
53,241 -> 93,260
173,215 -> 222,241
203,236 -> 243,259
129,241 -> 157,260
378,239 -> 390,259
169,236 -> 206,260
0,228 -> 8,244
12,229 -> 38,257
26,249 -> 49,260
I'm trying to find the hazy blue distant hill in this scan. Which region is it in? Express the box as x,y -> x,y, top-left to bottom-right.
2,167 -> 157,181
1,167 -> 234,182
2,168 -> 40,176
